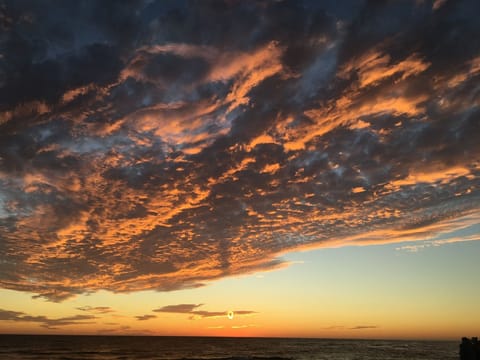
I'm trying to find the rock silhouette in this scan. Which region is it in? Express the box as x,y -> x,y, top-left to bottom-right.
460,337 -> 480,360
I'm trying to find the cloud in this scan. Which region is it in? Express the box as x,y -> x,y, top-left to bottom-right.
76,306 -> 114,314
231,324 -> 258,329
396,222 -> 480,252
135,314 -> 157,321
0,308 -> 97,329
0,0 -> 479,301
154,304 -> 203,314
153,304 -> 256,320
323,324 -> 378,330
322,325 -> 345,330
97,325 -> 132,334
349,325 -> 378,330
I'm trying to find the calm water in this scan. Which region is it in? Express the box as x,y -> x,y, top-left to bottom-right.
0,335 -> 459,360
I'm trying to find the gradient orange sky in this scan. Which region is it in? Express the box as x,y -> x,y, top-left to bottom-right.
0,0 -> 479,339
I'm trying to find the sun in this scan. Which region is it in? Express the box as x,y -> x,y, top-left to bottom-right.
227,311 -> 234,320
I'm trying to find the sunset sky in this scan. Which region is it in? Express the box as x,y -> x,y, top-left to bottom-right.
0,0 -> 479,339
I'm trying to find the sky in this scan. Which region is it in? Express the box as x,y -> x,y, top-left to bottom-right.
0,0 -> 479,339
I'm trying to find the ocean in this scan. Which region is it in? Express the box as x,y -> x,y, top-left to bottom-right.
0,335 -> 458,360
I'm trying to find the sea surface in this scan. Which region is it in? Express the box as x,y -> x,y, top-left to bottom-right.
0,335 -> 459,360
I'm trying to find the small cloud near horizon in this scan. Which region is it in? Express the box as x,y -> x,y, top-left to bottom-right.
135,314 -> 157,321
76,306 -> 114,314
349,325 -> 378,330
153,304 -> 256,319
0,308 -> 97,329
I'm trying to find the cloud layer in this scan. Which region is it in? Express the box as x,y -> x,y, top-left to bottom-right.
0,0 -> 479,301
153,303 -> 255,320
0,309 -> 96,329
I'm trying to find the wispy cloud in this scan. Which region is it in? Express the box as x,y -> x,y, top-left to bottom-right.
153,304 -> 256,320
0,308 -> 97,329
135,314 -> 157,321
349,325 -> 378,330
76,306 -> 114,314
396,217 -> 480,252
322,325 -> 345,330
97,325 -> 132,334
153,304 -> 203,314
231,324 -> 258,329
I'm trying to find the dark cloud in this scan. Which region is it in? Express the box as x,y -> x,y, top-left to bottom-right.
0,308 -> 96,329
135,314 -> 157,321
0,0 -> 479,301
154,304 -> 203,313
349,325 -> 378,330
153,304 -> 256,319
76,306 -> 114,314
0,309 -> 24,321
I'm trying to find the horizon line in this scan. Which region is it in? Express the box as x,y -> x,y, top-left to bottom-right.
0,333 -> 464,342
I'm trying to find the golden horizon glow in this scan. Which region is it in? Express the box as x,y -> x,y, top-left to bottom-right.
0,0 -> 479,341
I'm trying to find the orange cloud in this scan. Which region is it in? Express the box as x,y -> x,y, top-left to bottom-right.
0,2 -> 478,303
339,50 -> 430,88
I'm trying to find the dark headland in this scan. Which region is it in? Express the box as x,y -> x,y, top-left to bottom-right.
460,337 -> 480,360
